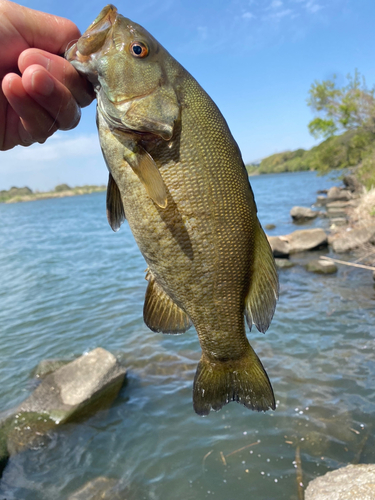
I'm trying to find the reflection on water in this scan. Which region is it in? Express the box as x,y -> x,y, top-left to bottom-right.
0,172 -> 374,499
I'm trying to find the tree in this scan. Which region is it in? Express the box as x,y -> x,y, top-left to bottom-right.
307,70 -> 375,139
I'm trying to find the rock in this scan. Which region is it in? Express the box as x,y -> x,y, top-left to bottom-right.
275,258 -> 295,269
331,224 -> 375,253
329,218 -> 348,231
317,189 -> 328,194
287,229 -> 328,254
290,206 -> 319,222
343,175 -> 363,193
306,259 -> 337,274
316,196 -> 327,206
1,348 -> 126,457
327,186 -> 352,202
305,464 -> 375,500
265,223 -> 276,230
326,201 -> 351,209
267,236 -> 290,257
68,477 -> 126,500
269,229 -> 328,256
19,348 -> 126,421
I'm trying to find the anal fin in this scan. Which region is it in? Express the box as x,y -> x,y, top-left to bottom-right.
245,221 -> 279,333
144,270 -> 192,334
106,173 -> 125,232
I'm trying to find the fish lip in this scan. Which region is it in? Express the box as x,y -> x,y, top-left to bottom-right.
64,4 -> 118,62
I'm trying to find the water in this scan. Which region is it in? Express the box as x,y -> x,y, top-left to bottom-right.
0,171 -> 374,499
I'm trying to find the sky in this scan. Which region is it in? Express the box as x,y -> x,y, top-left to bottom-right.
2,0 -> 375,191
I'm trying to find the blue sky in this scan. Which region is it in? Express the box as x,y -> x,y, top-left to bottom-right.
2,0 -> 375,190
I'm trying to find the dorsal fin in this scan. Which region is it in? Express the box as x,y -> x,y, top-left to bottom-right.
144,270 -> 192,334
106,173 -> 125,232
245,221 -> 279,333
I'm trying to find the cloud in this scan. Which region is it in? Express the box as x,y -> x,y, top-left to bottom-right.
305,1 -> 323,13
2,133 -> 101,169
269,0 -> 283,8
269,8 -> 294,18
242,11 -> 256,19
0,133 -> 106,191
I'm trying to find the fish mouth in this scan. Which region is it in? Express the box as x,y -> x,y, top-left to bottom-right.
65,4 -> 118,62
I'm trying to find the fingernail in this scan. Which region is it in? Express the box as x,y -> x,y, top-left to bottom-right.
31,70 -> 54,96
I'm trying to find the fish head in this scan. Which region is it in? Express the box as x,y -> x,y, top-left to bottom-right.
65,4 -> 180,139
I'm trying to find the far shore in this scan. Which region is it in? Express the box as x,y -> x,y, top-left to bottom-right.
0,185 -> 106,204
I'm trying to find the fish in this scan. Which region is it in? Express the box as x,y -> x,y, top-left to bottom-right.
65,4 -> 279,416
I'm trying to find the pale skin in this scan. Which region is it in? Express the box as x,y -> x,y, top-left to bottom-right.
0,0 -> 93,150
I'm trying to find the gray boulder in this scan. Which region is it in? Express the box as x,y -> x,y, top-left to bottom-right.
290,206 -> 319,223
327,186 -> 352,202
288,228 -> 328,254
1,348 -> 126,457
306,259 -> 337,274
331,224 -> 375,253
343,174 -> 363,193
19,348 -> 126,422
267,236 -> 290,257
305,464 -> 375,500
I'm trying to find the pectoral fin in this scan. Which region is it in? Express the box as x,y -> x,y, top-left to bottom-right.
106,173 -> 125,232
124,145 -> 168,209
144,270 -> 192,334
245,221 -> 279,333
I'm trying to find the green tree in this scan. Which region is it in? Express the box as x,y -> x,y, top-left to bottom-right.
307,70 -> 375,139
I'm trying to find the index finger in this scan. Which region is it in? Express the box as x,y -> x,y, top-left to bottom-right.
19,49 -> 94,107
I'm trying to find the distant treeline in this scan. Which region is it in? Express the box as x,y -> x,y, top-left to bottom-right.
246,129 -> 375,190
0,184 -> 106,204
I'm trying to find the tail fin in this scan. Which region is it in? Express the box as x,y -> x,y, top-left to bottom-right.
193,348 -> 275,416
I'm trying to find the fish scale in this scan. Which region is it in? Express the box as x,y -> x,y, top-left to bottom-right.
66,4 -> 278,415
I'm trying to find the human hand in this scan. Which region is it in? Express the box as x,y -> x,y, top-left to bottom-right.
0,0 -> 94,150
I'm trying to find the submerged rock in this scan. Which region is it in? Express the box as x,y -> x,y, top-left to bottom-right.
290,206 -> 319,222
265,223 -> 276,230
305,464 -> 375,500
306,259 -> 337,274
275,258 -> 295,269
31,359 -> 71,379
68,477 -> 127,500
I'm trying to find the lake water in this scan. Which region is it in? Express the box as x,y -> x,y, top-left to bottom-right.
0,171 -> 374,499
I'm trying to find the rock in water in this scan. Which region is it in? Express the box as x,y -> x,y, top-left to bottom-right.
290,206 -> 319,223
305,464 -> 375,500
0,348 -> 126,459
306,259 -> 337,274
287,229 -> 328,253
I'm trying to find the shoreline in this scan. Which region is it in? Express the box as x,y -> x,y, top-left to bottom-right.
0,185 -> 106,204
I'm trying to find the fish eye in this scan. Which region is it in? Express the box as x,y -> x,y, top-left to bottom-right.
130,41 -> 149,58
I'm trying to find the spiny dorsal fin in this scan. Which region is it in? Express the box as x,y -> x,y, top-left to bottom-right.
144,270 -> 192,334
245,221 -> 279,333
106,173 -> 126,232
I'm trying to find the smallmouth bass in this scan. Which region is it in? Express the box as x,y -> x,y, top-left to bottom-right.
65,5 -> 279,415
